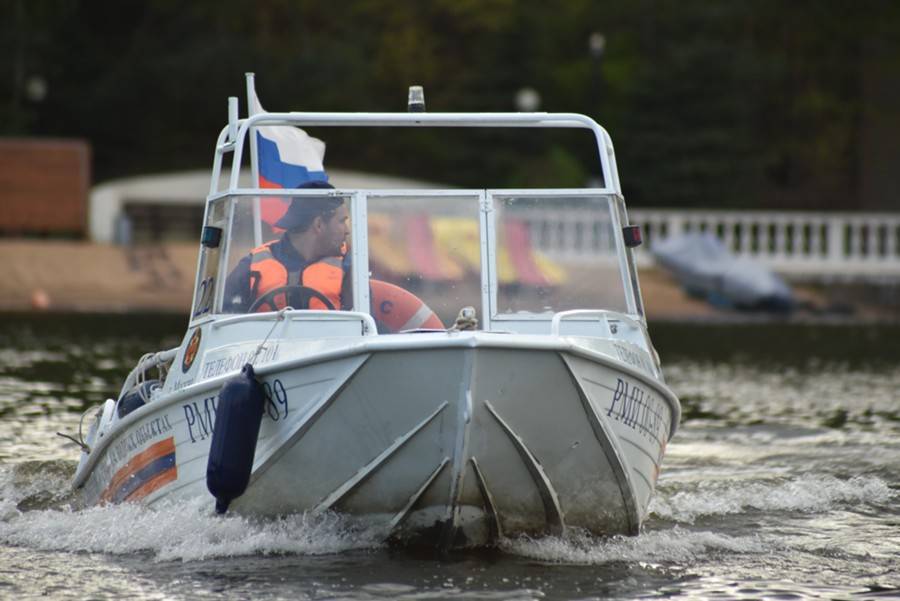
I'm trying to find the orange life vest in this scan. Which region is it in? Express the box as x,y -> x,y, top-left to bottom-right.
249,242 -> 343,312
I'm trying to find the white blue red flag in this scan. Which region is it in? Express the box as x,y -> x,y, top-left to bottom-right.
249,88 -> 328,188
248,88 -> 328,225
255,126 -> 328,188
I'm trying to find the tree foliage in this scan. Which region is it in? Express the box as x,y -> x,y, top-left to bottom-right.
2,0 -> 897,209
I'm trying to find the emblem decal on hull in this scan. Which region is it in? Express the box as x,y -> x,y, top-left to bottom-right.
182,328 -> 202,373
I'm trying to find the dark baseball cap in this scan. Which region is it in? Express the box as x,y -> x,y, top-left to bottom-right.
274,180 -> 341,230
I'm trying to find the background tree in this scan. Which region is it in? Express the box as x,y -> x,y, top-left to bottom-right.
1,0 -> 897,210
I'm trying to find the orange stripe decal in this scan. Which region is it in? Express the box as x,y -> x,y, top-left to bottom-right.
126,467 -> 179,503
101,437 -> 177,504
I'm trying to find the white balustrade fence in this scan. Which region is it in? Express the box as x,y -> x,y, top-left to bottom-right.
520,208 -> 900,281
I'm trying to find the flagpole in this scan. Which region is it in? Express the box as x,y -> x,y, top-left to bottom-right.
246,72 -> 263,247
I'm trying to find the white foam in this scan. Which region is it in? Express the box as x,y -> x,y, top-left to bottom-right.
501,527 -> 766,564
0,496 -> 380,562
650,475 -> 895,523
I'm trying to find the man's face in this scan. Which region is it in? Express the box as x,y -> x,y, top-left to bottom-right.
318,203 -> 350,257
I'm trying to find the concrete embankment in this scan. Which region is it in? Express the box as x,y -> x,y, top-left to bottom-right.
0,240 -> 893,322
0,240 -> 195,313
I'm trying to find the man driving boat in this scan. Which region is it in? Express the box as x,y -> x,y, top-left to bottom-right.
223,181 -> 351,313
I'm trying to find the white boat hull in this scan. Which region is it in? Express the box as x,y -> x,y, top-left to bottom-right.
75,334 -> 677,548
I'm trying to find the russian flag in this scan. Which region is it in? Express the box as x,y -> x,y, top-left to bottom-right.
256,129 -> 328,189
249,89 -> 328,225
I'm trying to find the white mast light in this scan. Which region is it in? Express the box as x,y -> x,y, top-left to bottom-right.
407,85 -> 426,112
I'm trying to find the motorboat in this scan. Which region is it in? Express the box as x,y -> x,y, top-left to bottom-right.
68,80 -> 681,549
652,231 -> 795,312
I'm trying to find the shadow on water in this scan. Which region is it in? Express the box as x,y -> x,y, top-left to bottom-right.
649,320 -> 900,367
4,311 -> 898,364
0,311 -> 188,348
2,313 -> 898,414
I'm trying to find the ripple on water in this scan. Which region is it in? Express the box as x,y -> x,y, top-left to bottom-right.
1,319 -> 899,599
667,361 -> 900,430
653,577 -> 900,601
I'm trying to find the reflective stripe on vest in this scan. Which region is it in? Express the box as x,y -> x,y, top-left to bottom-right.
249,243 -> 343,312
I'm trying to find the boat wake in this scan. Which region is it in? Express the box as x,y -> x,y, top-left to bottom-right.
501,527 -> 766,565
1,499 -> 381,562
1,461 -> 380,561
650,474 -> 895,523
500,474 -> 895,566
5,461 -> 893,564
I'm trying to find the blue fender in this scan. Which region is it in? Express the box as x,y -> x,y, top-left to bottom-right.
206,363 -> 265,514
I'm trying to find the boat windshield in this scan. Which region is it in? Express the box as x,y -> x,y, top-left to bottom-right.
215,192 -> 353,315
367,193 -> 483,325
194,190 -> 637,328
491,193 -> 631,319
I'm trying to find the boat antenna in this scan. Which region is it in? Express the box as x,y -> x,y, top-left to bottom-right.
408,85 -> 425,112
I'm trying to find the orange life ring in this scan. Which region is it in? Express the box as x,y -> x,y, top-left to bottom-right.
371,280 -> 444,333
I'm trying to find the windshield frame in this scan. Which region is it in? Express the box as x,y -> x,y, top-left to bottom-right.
191,187 -> 644,330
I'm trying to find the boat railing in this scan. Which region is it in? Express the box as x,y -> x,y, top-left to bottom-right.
210,109 -> 623,199
550,310 -> 644,337
117,346 -> 179,400
198,99 -> 653,330
210,310 -> 379,336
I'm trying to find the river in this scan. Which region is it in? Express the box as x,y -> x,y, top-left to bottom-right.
1,314 -> 898,600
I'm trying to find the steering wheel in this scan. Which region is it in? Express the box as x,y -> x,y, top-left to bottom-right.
248,285 -> 336,313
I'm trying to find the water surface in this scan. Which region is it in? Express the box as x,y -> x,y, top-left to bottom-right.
1,314 -> 898,600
